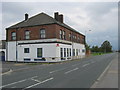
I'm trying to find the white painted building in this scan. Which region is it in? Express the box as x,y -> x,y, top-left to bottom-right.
6,12 -> 86,62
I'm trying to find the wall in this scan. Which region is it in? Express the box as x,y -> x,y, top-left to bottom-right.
7,24 -> 85,44
7,39 -> 85,62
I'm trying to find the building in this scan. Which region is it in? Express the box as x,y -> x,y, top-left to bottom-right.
6,12 -> 86,62
0,40 -> 6,61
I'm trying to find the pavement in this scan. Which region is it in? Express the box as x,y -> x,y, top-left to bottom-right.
0,53 -> 118,89
91,53 -> 118,88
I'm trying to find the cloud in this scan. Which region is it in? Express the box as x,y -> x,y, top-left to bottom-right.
1,2 -> 118,50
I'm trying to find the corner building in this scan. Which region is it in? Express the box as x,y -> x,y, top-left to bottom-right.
6,12 -> 86,62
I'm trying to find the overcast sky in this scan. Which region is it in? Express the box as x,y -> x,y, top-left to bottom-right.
1,1 -> 118,50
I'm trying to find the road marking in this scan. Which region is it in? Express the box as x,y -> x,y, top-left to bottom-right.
31,78 -> 40,83
65,68 -> 79,74
11,86 -> 16,88
72,63 -> 81,66
82,63 -> 90,67
0,79 -> 27,88
30,76 -> 38,79
23,77 -> 54,89
49,68 -> 65,74
1,75 -> 38,88
1,69 -> 13,76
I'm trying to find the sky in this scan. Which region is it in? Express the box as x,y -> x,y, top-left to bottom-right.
0,1 -> 119,50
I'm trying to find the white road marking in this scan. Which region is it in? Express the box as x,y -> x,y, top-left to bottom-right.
1,69 -> 13,76
65,68 -> 79,74
11,86 -> 16,88
23,77 -> 54,89
82,63 -> 90,67
30,76 -> 38,79
0,79 -> 27,88
1,75 -> 38,88
31,78 -> 40,83
49,68 -> 65,74
72,63 -> 81,66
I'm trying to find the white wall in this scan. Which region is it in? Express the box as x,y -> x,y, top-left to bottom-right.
7,39 -> 85,62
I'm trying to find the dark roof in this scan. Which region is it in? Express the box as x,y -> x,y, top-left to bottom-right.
6,12 -> 84,36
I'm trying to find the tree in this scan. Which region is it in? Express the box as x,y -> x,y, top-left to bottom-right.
100,40 -> 112,53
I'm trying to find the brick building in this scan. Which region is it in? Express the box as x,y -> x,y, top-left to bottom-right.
6,12 -> 85,62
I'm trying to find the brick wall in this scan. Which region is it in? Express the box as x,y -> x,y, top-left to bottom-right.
6,24 -> 85,44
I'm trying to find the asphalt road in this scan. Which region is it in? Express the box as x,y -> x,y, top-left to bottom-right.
1,53 -> 117,89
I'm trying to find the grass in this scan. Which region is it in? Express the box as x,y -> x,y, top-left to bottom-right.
92,52 -> 113,56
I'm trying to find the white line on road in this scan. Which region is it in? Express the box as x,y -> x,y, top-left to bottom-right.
23,77 -> 54,89
49,68 -> 66,74
1,69 -> 13,76
65,68 -> 79,74
72,63 -> 81,66
0,79 -> 27,88
82,63 -> 90,67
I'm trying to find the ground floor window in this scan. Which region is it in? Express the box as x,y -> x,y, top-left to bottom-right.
67,48 -> 69,57
73,49 -> 75,56
82,49 -> 85,53
24,48 -> 29,53
64,48 -> 66,57
70,48 -> 71,56
76,49 -> 78,56
37,48 -> 42,58
60,48 -> 64,60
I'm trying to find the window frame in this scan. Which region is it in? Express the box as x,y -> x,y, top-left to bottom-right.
25,30 -> 30,40
40,28 -> 46,38
24,48 -> 29,53
11,32 -> 16,40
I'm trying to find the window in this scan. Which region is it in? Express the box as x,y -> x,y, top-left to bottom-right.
63,31 -> 66,40
78,37 -> 80,42
82,49 -> 85,53
11,32 -> 16,40
67,48 -> 69,57
70,48 -> 71,56
73,49 -> 75,56
37,48 -> 42,58
40,29 -> 46,38
60,30 -> 66,40
76,49 -> 78,56
60,30 -> 62,39
24,48 -> 29,53
64,48 -> 66,57
25,30 -> 30,39
60,48 -> 63,60
69,33 -> 72,41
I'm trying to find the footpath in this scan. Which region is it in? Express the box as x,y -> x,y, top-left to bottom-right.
91,53 -> 118,88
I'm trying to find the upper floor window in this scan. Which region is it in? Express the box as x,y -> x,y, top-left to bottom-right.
11,32 -> 16,40
25,30 -> 30,40
63,31 -> 66,40
78,37 -> 80,42
60,30 -> 62,39
69,33 -> 72,41
59,30 -> 66,40
40,29 -> 46,38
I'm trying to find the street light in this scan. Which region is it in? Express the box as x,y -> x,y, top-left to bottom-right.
85,30 -> 91,43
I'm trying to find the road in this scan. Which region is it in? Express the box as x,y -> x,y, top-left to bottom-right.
1,53 -> 117,89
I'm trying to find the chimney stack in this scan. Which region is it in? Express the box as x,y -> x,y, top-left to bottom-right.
25,13 -> 28,21
54,12 -> 63,23
59,14 -> 63,23
54,12 -> 59,21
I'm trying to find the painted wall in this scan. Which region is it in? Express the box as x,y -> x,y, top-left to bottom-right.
7,39 -> 85,62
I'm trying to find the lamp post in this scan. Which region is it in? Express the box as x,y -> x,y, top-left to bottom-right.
85,30 -> 91,43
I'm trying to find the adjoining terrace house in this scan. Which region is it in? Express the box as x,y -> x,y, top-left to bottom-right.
6,12 -> 86,62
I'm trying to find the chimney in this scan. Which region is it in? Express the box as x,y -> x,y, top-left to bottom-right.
59,14 -> 63,23
54,12 -> 59,21
25,13 -> 28,20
